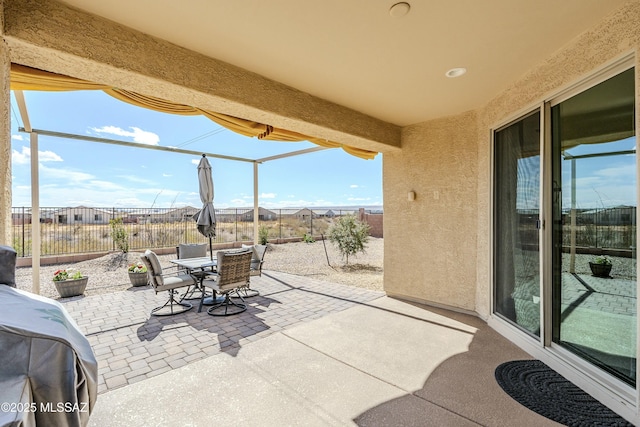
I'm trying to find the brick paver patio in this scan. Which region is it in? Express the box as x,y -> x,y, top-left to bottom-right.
58,271 -> 385,394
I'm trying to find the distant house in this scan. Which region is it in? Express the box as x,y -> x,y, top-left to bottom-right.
291,208 -> 315,220
51,206 -> 112,224
215,210 -> 239,223
238,207 -> 278,221
313,209 -> 336,218
11,210 -> 32,225
155,206 -> 200,223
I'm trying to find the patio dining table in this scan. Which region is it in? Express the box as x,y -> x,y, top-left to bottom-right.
169,256 -> 221,304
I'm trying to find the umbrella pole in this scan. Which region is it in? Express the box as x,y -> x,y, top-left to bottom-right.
209,237 -> 213,261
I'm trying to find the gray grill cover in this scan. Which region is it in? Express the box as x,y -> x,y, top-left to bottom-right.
0,286 -> 97,427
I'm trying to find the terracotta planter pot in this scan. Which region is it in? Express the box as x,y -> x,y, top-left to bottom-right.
53,276 -> 88,297
128,272 -> 148,287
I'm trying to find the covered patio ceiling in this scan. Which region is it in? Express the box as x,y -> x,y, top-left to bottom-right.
2,0 -> 631,158
52,0 -> 629,126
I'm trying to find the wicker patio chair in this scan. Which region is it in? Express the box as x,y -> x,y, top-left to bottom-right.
140,250 -> 195,316
198,249 -> 253,316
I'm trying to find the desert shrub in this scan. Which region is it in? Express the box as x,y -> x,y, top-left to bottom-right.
109,218 -> 129,253
12,236 -> 31,257
327,215 -> 370,264
258,225 -> 269,245
302,233 -> 315,243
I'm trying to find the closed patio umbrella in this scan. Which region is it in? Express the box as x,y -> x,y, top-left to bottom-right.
193,154 -> 216,260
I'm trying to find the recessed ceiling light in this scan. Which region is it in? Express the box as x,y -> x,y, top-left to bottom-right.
445,68 -> 467,78
389,2 -> 410,18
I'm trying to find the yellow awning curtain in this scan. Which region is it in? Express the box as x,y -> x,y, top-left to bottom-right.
10,64 -> 377,160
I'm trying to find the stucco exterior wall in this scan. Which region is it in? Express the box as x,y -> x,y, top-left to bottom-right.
0,36 -> 10,246
384,0 -> 640,318
474,0 -> 640,319
2,0 -> 400,154
383,111 -> 479,312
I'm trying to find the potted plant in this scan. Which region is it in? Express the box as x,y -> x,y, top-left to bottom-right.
589,256 -> 612,278
127,262 -> 148,287
52,269 -> 88,297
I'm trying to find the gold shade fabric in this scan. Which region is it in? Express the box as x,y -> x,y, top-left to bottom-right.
10,64 -> 377,159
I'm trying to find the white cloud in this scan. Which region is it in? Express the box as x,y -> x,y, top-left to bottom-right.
12,147 -> 63,165
259,192 -> 276,199
86,180 -> 126,192
40,151 -> 64,163
12,147 -> 29,165
350,184 -> 359,188
39,163 -> 94,181
116,175 -> 156,185
11,135 -> 24,141
596,164 -> 635,179
91,126 -> 160,145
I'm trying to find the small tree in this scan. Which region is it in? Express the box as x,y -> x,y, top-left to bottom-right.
327,215 -> 370,264
109,218 -> 129,253
258,225 -> 270,245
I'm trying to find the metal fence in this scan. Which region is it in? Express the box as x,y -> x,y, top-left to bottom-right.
516,208 -> 636,255
560,207 -> 636,251
10,206 -> 366,258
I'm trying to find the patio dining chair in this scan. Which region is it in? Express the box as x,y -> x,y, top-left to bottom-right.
176,243 -> 208,262
176,243 -> 211,299
238,244 -> 267,297
140,250 -> 195,316
198,249 -> 253,316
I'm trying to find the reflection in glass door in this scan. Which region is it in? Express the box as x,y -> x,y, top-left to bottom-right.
494,111 -> 541,336
551,68 -> 636,386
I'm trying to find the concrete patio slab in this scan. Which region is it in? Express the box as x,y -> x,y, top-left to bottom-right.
87,294 -> 558,426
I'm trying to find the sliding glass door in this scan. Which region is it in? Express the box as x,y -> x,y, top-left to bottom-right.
551,68 -> 636,386
494,65 -> 636,387
494,111 -> 541,336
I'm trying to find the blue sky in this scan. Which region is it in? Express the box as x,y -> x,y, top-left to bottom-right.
516,136 -> 636,210
10,90 -> 383,209
560,137 -> 636,209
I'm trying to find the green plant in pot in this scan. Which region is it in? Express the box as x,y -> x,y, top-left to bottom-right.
589,256 -> 612,278
52,269 -> 88,297
127,262 -> 148,287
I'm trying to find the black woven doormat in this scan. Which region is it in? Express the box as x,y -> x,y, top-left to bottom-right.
495,360 -> 632,426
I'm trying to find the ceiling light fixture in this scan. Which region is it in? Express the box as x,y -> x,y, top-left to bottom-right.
445,68 -> 467,78
389,2 -> 410,18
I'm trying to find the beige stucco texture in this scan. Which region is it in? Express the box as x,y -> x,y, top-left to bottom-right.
383,1 -> 640,317
2,0 -> 401,154
0,37 -> 10,246
383,112 -> 479,313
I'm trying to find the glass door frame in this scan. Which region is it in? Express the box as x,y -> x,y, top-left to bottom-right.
489,54 -> 638,418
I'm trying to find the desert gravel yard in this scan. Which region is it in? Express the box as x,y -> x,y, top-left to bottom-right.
14,237 -> 384,299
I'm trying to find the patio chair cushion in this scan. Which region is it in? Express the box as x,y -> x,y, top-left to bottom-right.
156,274 -> 196,293
142,250 -> 164,287
177,243 -> 207,259
242,244 -> 267,276
141,250 -> 195,316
